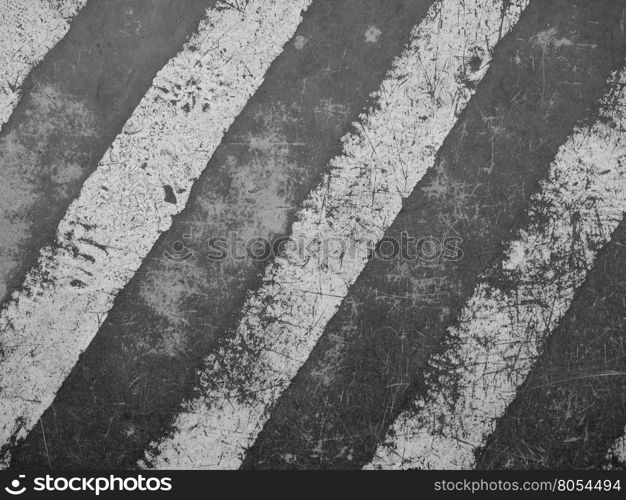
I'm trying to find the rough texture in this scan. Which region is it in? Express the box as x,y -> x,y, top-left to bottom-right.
1,0 -> 311,467
0,0 -> 215,306
242,0 -> 626,469
145,0 -> 529,470
368,69 -> 626,469
475,217 -> 626,470
0,0 -> 86,128
607,429 -> 626,469
2,0 -> 625,472
10,0 -> 431,469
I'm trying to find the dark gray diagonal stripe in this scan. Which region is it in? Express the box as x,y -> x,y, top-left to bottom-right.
0,0 -> 214,306
10,0 -> 434,469
240,0 -> 626,470
475,216 -> 626,470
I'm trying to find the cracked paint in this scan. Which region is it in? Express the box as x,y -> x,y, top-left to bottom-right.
0,0 -> 312,467
142,0 -> 530,470
367,69 -> 626,470
0,0 -> 86,129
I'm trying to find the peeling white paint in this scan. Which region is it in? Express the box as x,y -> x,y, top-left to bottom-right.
0,83 -> 96,305
143,0 -> 529,470
0,0 -> 311,466
0,0 -> 87,129
366,69 -> 626,470
606,429 -> 626,469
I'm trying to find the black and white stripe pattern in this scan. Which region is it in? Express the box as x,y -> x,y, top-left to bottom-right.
368,68 -> 626,469
0,0 -> 311,461
0,0 -> 625,470
0,0 -> 86,127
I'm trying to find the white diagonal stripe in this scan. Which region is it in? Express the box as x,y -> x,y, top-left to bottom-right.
143,0 -> 530,470
0,0 -> 86,129
366,69 -> 626,470
0,0 -> 311,466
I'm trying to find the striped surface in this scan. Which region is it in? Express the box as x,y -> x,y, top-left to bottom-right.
476,217 -> 626,469
242,0 -> 625,469
0,0 -> 86,128
143,0 -> 529,469
0,0 -> 311,463
368,68 -> 626,469
0,0 -> 625,470
10,0 -> 434,469
0,0 -> 214,314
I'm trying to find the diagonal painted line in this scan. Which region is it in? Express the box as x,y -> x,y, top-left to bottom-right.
0,0 -> 214,307
240,0 -> 625,469
142,0 -> 530,470
10,0 -> 433,469
474,218 -> 626,469
0,0 -> 311,466
366,69 -> 626,469
0,0 -> 86,129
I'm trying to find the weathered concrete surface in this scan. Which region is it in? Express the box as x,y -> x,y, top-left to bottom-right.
240,0 -> 626,469
0,0 -> 213,305
11,0 -> 432,469
476,218 -> 626,470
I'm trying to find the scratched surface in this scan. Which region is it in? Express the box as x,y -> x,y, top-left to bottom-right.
0,0 -> 625,471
